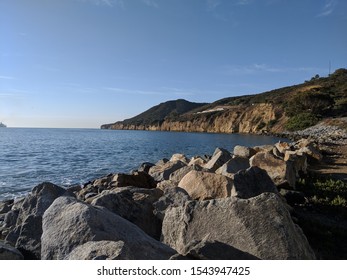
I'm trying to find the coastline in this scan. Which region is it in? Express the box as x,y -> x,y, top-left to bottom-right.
1,130 -> 346,260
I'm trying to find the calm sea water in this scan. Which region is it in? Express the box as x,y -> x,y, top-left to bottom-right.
0,128 -> 286,199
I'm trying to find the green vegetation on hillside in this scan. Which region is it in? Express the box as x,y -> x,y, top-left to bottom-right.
295,176 -> 347,259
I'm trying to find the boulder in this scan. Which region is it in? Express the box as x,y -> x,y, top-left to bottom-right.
41,196 -> 176,260
169,165 -> 202,184
253,145 -> 274,153
110,171 -> 156,189
279,189 -> 306,206
188,156 -> 207,167
0,241 -> 24,260
182,239 -> 259,260
249,151 -> 296,188
298,146 -> 323,163
295,139 -> 323,162
170,153 -> 189,164
156,180 -> 178,191
149,160 -> 186,182
233,145 -> 256,159
203,147 -> 232,172
91,187 -> 163,239
272,147 -> 284,159
153,187 -> 191,220
275,141 -> 292,154
178,170 -> 233,200
65,241 -> 127,260
155,158 -> 169,166
284,151 -> 307,177
78,183 -> 104,201
137,162 -> 155,173
0,199 -> 13,214
215,157 -> 250,177
233,167 -> 278,199
161,193 -> 315,260
91,173 -> 114,189
5,182 -> 66,259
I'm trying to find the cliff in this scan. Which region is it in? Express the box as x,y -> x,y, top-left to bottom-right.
101,69 -> 347,134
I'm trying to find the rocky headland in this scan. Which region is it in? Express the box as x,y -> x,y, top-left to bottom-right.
2,134 -> 346,260
101,69 -> 347,136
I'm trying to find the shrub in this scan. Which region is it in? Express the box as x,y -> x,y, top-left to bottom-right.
297,177 -> 347,209
285,112 -> 319,131
285,91 -> 334,117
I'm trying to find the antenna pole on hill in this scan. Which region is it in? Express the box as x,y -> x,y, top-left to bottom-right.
329,60 -> 331,76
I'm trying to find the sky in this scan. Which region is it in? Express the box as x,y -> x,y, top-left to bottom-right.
0,0 -> 346,128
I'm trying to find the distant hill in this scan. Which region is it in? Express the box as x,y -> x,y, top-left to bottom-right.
101,69 -> 347,133
101,99 -> 208,128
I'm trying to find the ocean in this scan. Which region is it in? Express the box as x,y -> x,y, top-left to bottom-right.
0,128 -> 287,199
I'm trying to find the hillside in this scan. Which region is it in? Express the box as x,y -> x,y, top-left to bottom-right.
101,99 -> 207,129
101,69 -> 347,133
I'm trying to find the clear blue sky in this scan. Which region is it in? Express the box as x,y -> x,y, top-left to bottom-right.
1,0 -> 346,128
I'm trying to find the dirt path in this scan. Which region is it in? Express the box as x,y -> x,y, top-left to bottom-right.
309,142 -> 347,182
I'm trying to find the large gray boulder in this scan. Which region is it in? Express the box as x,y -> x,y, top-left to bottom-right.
180,239 -> 259,260
41,196 -> 176,260
233,145 -> 256,159
161,192 -> 315,259
249,151 -> 296,188
203,147 -> 232,172
149,160 -> 186,182
233,166 -> 278,199
178,170 -> 233,200
188,156 -> 207,167
91,187 -> 163,239
4,182 -> 66,259
169,165 -> 203,184
215,157 -> 250,177
65,240 -> 128,260
170,153 -> 189,164
110,172 -> 156,189
0,241 -> 24,260
284,151 -> 308,177
153,186 -> 191,220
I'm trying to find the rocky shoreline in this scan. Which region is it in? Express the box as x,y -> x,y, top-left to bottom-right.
1,136 -> 332,260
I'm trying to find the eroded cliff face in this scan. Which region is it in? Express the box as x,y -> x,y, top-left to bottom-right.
104,103 -> 287,134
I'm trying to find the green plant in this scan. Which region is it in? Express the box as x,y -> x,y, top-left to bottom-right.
285,112 -> 319,131
285,91 -> 334,117
297,177 -> 347,209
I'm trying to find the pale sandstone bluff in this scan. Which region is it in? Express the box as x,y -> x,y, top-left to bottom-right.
104,103 -> 286,134
0,139 -> 319,260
